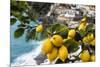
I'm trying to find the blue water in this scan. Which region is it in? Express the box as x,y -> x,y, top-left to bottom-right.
10,21 -> 39,63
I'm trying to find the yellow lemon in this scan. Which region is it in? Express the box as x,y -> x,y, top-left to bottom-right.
90,39 -> 95,46
87,33 -> 94,42
67,36 -> 72,39
36,24 -> 43,32
80,50 -> 90,62
51,35 -> 63,47
41,38 -> 53,54
58,45 -> 68,62
78,22 -> 87,31
90,54 -> 95,62
47,47 -> 58,62
68,29 -> 76,38
81,17 -> 87,22
82,36 -> 89,44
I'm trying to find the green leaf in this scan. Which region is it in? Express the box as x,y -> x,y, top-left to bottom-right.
11,18 -> 17,25
46,26 -> 52,34
45,23 -> 69,38
30,29 -> 36,39
12,11 -> 21,18
59,25 -> 69,38
59,30 -> 68,39
73,56 -> 80,61
79,30 -> 86,37
74,32 -> 82,41
69,45 -> 79,53
49,23 -> 68,33
86,23 -> 94,32
26,28 -> 36,41
51,23 -> 61,33
18,24 -> 26,27
64,39 -> 79,53
14,28 -> 25,38
41,30 -> 49,39
81,44 -> 88,50
45,23 -> 60,35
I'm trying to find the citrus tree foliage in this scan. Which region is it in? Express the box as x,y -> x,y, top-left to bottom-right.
11,0 -> 52,41
11,0 -> 95,64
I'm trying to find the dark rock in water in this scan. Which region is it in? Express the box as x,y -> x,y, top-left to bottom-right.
34,53 -> 47,65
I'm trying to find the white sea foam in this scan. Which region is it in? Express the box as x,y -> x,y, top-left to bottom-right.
11,41 -> 45,66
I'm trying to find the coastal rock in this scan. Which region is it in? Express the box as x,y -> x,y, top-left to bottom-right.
34,53 -> 47,65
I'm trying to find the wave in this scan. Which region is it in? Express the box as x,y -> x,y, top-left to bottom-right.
11,41 -> 44,66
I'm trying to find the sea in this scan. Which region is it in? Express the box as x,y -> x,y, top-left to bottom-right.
10,20 -> 40,64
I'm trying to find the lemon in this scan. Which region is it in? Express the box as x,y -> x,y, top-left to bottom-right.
36,24 -> 43,32
81,17 -> 87,22
87,33 -> 94,42
67,36 -> 72,39
58,45 -> 68,62
68,29 -> 76,38
90,39 -> 95,46
51,35 -> 63,47
82,33 -> 94,44
78,22 -> 87,31
80,50 -> 90,62
78,17 -> 87,31
82,36 -> 89,44
47,47 -> 58,62
90,54 -> 95,62
41,38 -> 53,54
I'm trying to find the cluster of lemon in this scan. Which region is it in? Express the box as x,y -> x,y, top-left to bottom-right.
79,17 -> 95,46
41,35 -> 68,62
80,33 -> 95,62
82,33 -> 95,46
35,17 -> 95,63
41,29 -> 77,62
78,17 -> 95,62
80,50 -> 95,62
